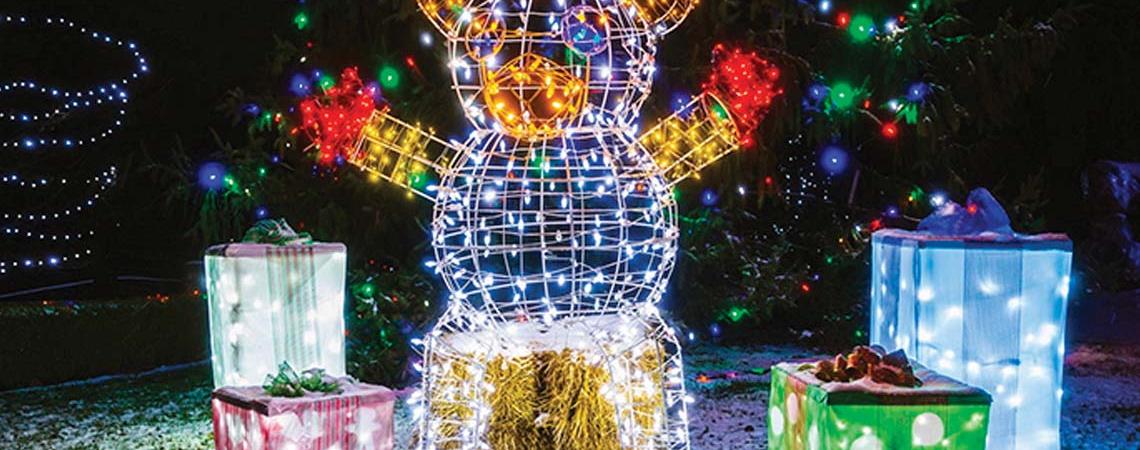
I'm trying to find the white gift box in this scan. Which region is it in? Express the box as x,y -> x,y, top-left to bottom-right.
205,243 -> 348,387
870,229 -> 1072,450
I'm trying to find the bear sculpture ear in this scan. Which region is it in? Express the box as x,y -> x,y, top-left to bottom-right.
620,0 -> 698,35
419,0 -> 488,37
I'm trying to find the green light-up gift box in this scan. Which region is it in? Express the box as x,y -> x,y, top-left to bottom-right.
768,362 -> 992,450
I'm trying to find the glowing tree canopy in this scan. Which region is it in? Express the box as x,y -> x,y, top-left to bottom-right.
298,0 -> 781,448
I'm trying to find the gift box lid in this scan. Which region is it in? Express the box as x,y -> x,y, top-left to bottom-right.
873,228 -> 1071,251
774,362 -> 992,406
212,378 -> 395,416
205,242 -> 346,258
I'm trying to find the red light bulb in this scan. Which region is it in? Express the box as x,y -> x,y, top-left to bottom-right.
881,122 -> 899,139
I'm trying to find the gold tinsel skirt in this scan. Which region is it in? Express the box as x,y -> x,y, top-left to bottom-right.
420,314 -> 681,450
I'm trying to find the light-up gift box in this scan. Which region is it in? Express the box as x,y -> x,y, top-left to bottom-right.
212,378 -> 395,450
870,228 -> 1072,449
205,242 -> 348,387
768,361 -> 992,450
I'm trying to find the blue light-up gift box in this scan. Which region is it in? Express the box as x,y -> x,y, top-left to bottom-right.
870,226 -> 1072,450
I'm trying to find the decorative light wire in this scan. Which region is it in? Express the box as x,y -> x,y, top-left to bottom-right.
0,248 -> 93,275
0,166 -> 118,190
2,227 -> 97,242
296,0 -> 784,448
0,15 -> 148,150
0,167 -> 117,222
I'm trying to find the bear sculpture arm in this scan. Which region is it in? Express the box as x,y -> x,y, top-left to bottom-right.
297,68 -> 466,203
639,93 -> 740,186
641,45 -> 783,187
346,108 -> 462,202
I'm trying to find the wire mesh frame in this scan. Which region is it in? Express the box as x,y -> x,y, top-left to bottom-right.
430,130 -> 679,322
639,93 -> 740,187
427,0 -> 665,141
350,110 -> 457,201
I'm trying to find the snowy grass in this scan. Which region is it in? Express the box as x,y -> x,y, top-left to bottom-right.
1,344 -> 1137,449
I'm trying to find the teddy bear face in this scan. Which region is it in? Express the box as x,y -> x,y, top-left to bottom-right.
419,0 -> 695,141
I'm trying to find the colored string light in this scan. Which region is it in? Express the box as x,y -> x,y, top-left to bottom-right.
828,82 -> 856,110
837,12 -> 851,28
378,65 -> 400,90
293,11 -> 309,30
0,15 -> 148,151
881,122 -> 899,139
849,14 -> 875,42
820,145 -> 850,175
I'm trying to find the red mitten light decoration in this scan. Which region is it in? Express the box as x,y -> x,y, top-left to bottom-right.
297,67 -> 379,165
702,44 -> 783,147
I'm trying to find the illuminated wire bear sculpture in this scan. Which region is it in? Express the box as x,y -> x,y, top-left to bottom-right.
300,0 -> 780,448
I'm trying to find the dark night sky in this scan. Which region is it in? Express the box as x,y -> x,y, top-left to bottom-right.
2,0 -> 1139,297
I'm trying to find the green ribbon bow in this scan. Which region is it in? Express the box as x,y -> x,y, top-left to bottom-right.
262,362 -> 342,397
242,219 -> 312,246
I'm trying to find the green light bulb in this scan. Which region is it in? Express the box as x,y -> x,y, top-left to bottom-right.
849,14 -> 875,43
829,82 -> 855,110
379,66 -> 401,90
727,307 -> 748,322
293,12 -> 309,31
317,75 -> 335,91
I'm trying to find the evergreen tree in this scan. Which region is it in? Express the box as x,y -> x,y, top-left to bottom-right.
152,0 -> 1132,382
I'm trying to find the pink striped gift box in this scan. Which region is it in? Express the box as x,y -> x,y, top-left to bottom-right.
211,378 -> 395,450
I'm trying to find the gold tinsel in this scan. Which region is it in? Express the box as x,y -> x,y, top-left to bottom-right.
428,343 -> 667,449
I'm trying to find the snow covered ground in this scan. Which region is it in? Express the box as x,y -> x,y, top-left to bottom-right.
1,344 -> 1136,449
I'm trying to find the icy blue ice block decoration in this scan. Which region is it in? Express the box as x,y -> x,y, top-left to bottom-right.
870,228 -> 1072,450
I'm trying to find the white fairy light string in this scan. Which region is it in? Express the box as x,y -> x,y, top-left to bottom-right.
0,167 -> 117,190
0,15 -> 144,279
0,167 -> 117,222
2,227 -> 97,242
0,248 -> 94,275
0,15 -> 148,151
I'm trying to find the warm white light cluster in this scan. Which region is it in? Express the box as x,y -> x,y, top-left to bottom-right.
870,229 -> 1073,450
